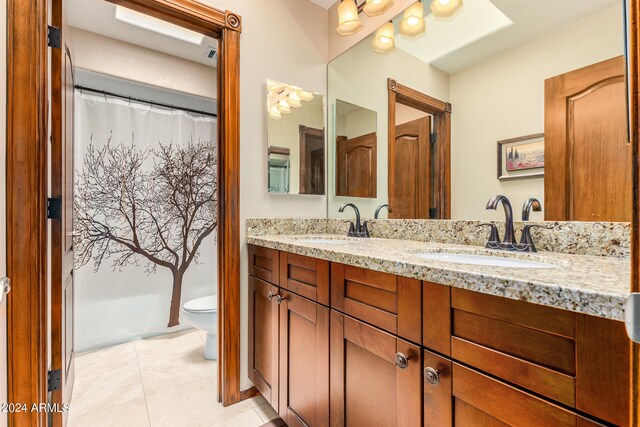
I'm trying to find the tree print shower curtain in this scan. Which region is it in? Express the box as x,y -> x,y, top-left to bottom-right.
74,91 -> 217,351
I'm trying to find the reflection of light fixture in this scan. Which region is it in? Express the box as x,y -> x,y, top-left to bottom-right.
288,91 -> 302,108
115,6 -> 204,45
430,0 -> 463,18
336,0 -> 363,35
363,0 -> 394,17
372,21 -> 395,54
278,99 -> 291,114
399,1 -> 425,36
298,91 -> 314,102
269,105 -> 282,120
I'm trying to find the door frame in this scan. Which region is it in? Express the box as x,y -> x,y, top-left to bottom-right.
6,1 -> 243,425
387,78 -> 452,219
299,125 -> 325,195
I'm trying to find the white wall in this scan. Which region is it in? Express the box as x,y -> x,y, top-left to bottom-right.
449,5 -> 624,220
199,0 -> 329,391
0,0 -> 7,424
69,27 -> 217,99
328,35 -> 449,218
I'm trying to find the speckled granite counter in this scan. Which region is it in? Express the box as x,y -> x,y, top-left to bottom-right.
246,234 -> 630,321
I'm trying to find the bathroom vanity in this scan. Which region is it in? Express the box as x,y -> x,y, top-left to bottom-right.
247,231 -> 630,427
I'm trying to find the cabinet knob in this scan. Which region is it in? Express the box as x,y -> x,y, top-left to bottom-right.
424,367 -> 440,386
276,294 -> 286,304
267,291 -> 274,301
395,352 -> 410,369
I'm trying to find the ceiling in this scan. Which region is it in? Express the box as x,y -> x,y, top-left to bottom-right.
309,0 -> 337,9
66,0 -> 218,68
393,0 -> 623,73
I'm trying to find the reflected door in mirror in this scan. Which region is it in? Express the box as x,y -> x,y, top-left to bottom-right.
336,132 -> 377,198
389,117 -> 431,219
545,56 -> 630,222
300,126 -> 326,195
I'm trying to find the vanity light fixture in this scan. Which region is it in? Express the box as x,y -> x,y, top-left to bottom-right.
337,0 -> 364,35
372,21 -> 396,54
269,105 -> 282,120
399,0 -> 426,37
115,6 -> 205,45
430,0 -> 463,18
278,98 -> 292,114
298,91 -> 315,102
288,91 -> 302,108
363,0 -> 394,17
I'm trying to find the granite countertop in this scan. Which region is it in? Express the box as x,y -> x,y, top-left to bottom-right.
246,234 -> 631,321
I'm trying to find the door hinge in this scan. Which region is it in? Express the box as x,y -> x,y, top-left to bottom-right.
48,369 -> 61,392
47,198 -> 62,220
47,26 -> 61,49
430,132 -> 437,146
625,293 -> 640,343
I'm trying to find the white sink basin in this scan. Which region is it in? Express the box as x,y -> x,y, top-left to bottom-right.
415,252 -> 556,269
298,238 -> 349,244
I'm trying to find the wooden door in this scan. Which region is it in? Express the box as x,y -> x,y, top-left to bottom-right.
336,132 -> 377,197
299,126 -> 325,195
389,117 -> 431,219
545,56 -> 630,221
278,291 -> 329,427
248,276 -> 280,410
50,2 -> 75,423
330,311 -> 421,427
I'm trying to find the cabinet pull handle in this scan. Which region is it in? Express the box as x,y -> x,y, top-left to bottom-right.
276,294 -> 286,304
395,352 -> 410,369
267,291 -> 273,301
424,367 -> 440,386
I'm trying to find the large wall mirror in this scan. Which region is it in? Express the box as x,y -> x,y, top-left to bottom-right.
267,79 -> 326,195
328,0 -> 629,222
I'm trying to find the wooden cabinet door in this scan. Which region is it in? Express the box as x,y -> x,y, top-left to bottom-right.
248,276 -> 280,410
336,132 -> 377,197
280,252 -> 330,306
278,291 -> 329,427
248,244 -> 280,285
330,311 -> 421,427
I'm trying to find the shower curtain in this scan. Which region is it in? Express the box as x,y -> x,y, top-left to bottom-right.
74,91 -> 217,351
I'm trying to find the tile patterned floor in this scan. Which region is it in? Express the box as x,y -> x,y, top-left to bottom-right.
68,330 -> 279,427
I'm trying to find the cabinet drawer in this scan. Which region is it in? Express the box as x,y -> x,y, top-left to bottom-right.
280,252 -> 330,305
248,245 -> 279,285
331,263 -> 421,343
453,363 -> 578,427
451,288 -> 576,407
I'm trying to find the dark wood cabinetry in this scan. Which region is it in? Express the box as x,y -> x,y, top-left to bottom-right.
248,245 -> 630,427
330,311 -> 421,427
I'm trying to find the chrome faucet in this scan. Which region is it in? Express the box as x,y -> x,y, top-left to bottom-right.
486,195 -> 516,248
481,195 -> 553,252
339,203 -> 370,238
522,198 -> 542,221
374,204 -> 392,219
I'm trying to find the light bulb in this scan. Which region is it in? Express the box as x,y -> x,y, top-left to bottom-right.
278,99 -> 291,114
399,1 -> 425,37
363,0 -> 394,17
298,91 -> 314,102
288,91 -> 302,108
371,21 -> 395,54
430,0 -> 462,18
336,0 -> 363,36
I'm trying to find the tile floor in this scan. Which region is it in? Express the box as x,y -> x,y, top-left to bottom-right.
68,329 -> 279,427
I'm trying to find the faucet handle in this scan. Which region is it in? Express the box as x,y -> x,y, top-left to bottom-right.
518,224 -> 554,252
360,221 -> 371,238
346,221 -> 357,237
476,223 -> 501,249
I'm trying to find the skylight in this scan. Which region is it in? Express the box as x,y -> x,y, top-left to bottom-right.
115,6 -> 205,45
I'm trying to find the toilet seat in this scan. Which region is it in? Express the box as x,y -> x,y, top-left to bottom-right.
183,295 -> 218,313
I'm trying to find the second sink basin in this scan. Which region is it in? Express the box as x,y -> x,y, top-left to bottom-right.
415,252 -> 557,269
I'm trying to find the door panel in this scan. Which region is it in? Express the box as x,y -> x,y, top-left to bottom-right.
389,117 -> 430,219
545,56 -> 630,221
336,132 -> 377,197
279,291 -> 329,427
248,276 -> 280,409
330,311 -> 421,427
50,0 -> 75,419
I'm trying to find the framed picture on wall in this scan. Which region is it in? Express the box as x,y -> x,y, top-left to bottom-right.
497,133 -> 545,180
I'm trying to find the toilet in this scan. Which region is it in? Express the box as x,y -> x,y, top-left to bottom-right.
182,295 -> 218,360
